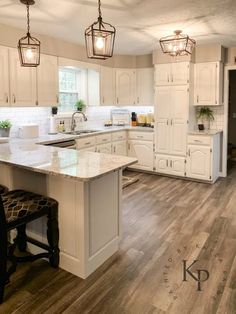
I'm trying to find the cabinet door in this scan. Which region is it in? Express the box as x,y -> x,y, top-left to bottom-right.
0,46 -> 10,106
155,155 -> 170,174
171,62 -> 190,85
100,66 -> 115,105
37,54 -> 59,106
116,69 -> 136,105
128,140 -> 153,171
155,64 -> 171,86
170,157 -> 185,177
169,86 -> 188,156
155,86 -> 171,119
97,143 -> 112,154
9,49 -> 37,106
136,68 -> 154,105
88,69 -> 100,106
194,62 -> 218,106
187,146 -> 211,180
155,120 -> 170,154
112,140 -> 127,156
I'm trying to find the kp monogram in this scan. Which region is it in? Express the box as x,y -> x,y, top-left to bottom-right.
182,260 -> 210,291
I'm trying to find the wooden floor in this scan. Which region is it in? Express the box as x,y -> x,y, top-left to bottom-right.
2,167 -> 236,314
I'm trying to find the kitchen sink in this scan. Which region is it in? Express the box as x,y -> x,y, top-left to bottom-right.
64,130 -> 101,135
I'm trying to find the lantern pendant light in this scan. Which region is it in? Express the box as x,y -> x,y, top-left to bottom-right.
18,0 -> 40,67
85,0 -> 116,60
159,30 -> 196,57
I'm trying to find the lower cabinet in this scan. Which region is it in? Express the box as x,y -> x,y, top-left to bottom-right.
186,146 -> 211,181
128,140 -> 154,171
155,155 -> 185,177
112,140 -> 127,156
79,146 -> 96,153
96,142 -> 112,154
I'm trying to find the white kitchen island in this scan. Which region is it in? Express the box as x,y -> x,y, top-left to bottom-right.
0,139 -> 137,278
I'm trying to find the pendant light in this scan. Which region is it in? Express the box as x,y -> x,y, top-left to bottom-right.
159,30 -> 196,57
85,0 -> 116,60
18,0 -> 40,67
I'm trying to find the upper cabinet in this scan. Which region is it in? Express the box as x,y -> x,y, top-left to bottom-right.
115,69 -> 136,106
155,62 -> 190,86
88,69 -> 100,106
37,54 -> 59,106
9,49 -> 37,106
0,46 -> 10,106
136,68 -> 154,106
100,66 -> 115,106
194,62 -> 223,106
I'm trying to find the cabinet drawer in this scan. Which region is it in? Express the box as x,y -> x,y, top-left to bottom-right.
187,135 -> 211,146
96,133 -> 112,144
112,131 -> 126,141
76,136 -> 96,149
128,131 -> 153,141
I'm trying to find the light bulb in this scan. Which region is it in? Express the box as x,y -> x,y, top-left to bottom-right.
26,48 -> 33,59
95,37 -> 104,49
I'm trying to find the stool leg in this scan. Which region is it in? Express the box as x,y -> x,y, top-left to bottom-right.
0,228 -> 7,303
47,205 -> 60,268
16,224 -> 27,252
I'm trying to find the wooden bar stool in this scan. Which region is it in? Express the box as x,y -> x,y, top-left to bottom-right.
0,189 -> 59,303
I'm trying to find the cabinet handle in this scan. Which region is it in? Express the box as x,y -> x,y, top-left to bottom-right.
103,97 -> 105,104
117,97 -> 119,104
171,75 -> 173,82
167,75 -> 170,83
188,149 -> 190,156
128,143 -> 130,150
137,135 -> 144,138
166,160 -> 169,167
114,146 -> 116,153
170,119 -> 173,126
137,97 -> 139,104
12,94 -> 16,103
85,142 -> 91,145
36,100 -> 38,106
5,94 -> 8,103
197,95 -> 199,103
170,160 -> 173,167
167,120 -> 169,126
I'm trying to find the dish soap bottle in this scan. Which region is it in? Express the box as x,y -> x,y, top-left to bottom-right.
131,112 -> 137,126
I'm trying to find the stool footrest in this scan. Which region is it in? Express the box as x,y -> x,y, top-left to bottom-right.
17,253 -> 50,263
26,236 -> 51,252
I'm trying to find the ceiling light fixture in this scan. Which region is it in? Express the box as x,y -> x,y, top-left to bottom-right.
159,30 -> 196,57
18,0 -> 40,67
85,0 -> 116,60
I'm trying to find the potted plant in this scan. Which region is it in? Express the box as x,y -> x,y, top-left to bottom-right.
196,107 -> 214,130
0,120 -> 12,137
75,99 -> 86,112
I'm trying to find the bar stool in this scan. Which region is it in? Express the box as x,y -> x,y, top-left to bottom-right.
0,187 -> 59,303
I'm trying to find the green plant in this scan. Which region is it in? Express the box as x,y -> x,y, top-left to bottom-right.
75,99 -> 86,112
0,120 -> 12,129
197,107 -> 214,121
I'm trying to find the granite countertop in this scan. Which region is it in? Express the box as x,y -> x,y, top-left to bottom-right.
188,129 -> 223,136
0,136 -> 137,182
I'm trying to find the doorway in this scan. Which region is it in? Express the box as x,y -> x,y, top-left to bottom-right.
227,70 -> 236,171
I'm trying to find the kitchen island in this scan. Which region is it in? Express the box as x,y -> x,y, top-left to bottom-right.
0,139 -> 137,278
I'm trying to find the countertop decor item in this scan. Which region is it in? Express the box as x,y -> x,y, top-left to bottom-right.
197,106 -> 214,130
85,0 -> 116,60
159,30 -> 196,57
0,120 -> 12,137
75,99 -> 86,112
18,0 -> 40,67
18,124 -> 39,139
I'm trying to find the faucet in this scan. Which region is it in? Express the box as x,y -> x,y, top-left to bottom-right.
71,111 -> 88,132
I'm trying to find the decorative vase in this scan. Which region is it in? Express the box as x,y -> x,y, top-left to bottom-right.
0,127 -> 10,137
202,117 -> 210,130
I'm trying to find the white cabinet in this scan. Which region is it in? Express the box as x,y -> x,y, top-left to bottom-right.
136,68 -> 154,106
155,155 -> 185,177
186,133 -> 221,182
37,54 -> 59,106
155,62 -> 190,86
112,140 -> 127,156
194,62 -> 222,106
9,49 -> 37,106
97,142 -> 112,154
115,69 -> 136,105
0,46 -> 10,106
128,140 -> 153,171
155,85 -> 189,156
100,66 -> 115,106
88,69 -> 100,106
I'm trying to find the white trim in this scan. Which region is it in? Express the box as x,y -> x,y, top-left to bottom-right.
223,65 -> 236,177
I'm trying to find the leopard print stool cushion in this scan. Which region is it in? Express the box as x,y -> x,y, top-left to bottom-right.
2,190 -> 58,223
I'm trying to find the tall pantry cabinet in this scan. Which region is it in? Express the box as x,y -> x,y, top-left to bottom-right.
154,62 -> 193,177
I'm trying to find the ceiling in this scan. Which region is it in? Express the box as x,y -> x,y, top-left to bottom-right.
0,0 -> 236,55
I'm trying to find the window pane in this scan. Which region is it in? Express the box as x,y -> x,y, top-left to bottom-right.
59,69 -> 77,92
59,92 -> 78,112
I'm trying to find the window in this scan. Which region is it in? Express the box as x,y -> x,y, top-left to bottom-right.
59,66 -> 100,112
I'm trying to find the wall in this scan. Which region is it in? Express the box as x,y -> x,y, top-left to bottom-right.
0,23 -> 152,69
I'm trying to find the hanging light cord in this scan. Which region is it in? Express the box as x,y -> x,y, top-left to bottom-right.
26,3 -> 30,35
98,0 -> 102,19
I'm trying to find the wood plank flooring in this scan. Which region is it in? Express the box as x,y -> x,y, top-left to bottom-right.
1,167 -> 236,314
